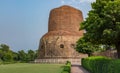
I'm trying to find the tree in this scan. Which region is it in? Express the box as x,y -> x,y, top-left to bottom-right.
2,52 -> 13,62
0,44 -> 14,62
0,44 -> 9,52
18,50 -> 27,62
12,52 -> 19,61
76,37 -> 104,56
0,44 -> 37,63
80,0 -> 120,58
35,50 -> 38,58
27,50 -> 36,61
0,50 -> 3,60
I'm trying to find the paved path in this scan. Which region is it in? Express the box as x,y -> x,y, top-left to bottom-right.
71,65 -> 90,73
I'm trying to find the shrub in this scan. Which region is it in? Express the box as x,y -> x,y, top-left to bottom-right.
63,66 -> 70,73
61,61 -> 71,73
82,56 -> 120,73
61,71 -> 69,73
108,59 -> 120,73
0,59 -> 3,65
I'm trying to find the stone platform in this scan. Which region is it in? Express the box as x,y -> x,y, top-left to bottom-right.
34,58 -> 81,64
35,54 -> 88,64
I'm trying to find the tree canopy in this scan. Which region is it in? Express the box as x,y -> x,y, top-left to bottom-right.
76,37 -> 102,56
0,44 -> 37,63
77,0 -> 120,58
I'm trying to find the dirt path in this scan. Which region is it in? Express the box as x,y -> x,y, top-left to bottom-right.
71,65 -> 90,73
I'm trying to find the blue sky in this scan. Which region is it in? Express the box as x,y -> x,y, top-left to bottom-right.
0,0 -> 95,52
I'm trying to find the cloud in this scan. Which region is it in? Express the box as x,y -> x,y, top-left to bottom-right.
61,0 -> 65,5
61,0 -> 96,5
60,0 -> 96,8
79,0 -> 96,3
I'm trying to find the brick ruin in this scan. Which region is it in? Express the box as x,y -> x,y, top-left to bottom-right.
36,5 -> 88,64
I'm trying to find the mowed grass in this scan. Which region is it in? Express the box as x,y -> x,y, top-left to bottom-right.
0,63 -> 63,73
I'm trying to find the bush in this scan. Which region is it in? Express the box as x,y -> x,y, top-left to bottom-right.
82,56 -> 120,73
61,71 -> 69,73
108,59 -> 120,73
61,61 -> 71,73
63,66 -> 70,72
0,59 -> 3,65
2,52 -> 13,62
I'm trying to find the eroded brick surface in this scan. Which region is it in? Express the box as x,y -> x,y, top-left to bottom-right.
38,5 -> 87,60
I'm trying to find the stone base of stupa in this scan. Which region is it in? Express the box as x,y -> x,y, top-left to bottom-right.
35,54 -> 88,64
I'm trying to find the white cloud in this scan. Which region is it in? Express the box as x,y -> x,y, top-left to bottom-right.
61,0 -> 65,5
79,0 -> 96,3
60,0 -> 96,9
61,0 -> 96,5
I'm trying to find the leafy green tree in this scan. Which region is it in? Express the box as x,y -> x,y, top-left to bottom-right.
18,50 -> 27,62
0,44 -> 37,63
2,52 -> 13,62
76,37 -> 102,56
27,50 -> 36,61
0,50 -> 3,60
12,52 -> 19,61
0,44 -> 14,62
0,44 -> 9,52
35,50 -> 38,59
80,0 -> 120,58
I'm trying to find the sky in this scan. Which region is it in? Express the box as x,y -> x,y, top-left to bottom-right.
0,0 -> 95,52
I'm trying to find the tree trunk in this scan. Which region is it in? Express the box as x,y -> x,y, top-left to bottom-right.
115,43 -> 120,58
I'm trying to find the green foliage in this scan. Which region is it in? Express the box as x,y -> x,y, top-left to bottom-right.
82,56 -> 120,73
0,44 -> 9,52
109,59 -> 120,73
0,44 -> 13,62
0,44 -> 37,64
65,61 -> 71,65
0,50 -> 3,59
18,50 -> 37,62
2,52 -> 13,62
61,71 -> 69,73
79,0 -> 120,57
0,59 -> 3,65
12,52 -> 19,61
61,61 -> 71,73
76,37 -> 102,56
18,50 -> 27,62
27,50 -> 36,61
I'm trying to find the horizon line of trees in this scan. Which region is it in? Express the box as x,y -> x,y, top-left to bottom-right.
0,44 -> 38,63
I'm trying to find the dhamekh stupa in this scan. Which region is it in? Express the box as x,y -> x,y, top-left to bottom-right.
36,5 -> 88,63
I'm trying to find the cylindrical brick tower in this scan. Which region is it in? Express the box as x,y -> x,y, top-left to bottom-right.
37,5 -> 87,61
48,6 -> 83,32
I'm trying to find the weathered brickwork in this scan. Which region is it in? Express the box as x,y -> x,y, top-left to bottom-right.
48,5 -> 83,32
37,5 -> 88,61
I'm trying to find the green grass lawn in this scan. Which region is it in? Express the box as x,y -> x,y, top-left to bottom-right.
0,63 -> 63,73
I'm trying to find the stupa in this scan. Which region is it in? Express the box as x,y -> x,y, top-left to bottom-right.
36,5 -> 88,63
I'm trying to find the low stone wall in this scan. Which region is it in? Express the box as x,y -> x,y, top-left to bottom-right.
92,50 -> 117,59
35,58 -> 83,65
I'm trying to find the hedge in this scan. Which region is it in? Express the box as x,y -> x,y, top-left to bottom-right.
82,56 -> 120,73
61,61 -> 71,73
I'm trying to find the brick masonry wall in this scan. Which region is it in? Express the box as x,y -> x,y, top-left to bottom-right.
48,5 -> 83,32
38,35 -> 85,59
38,5 -> 87,60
